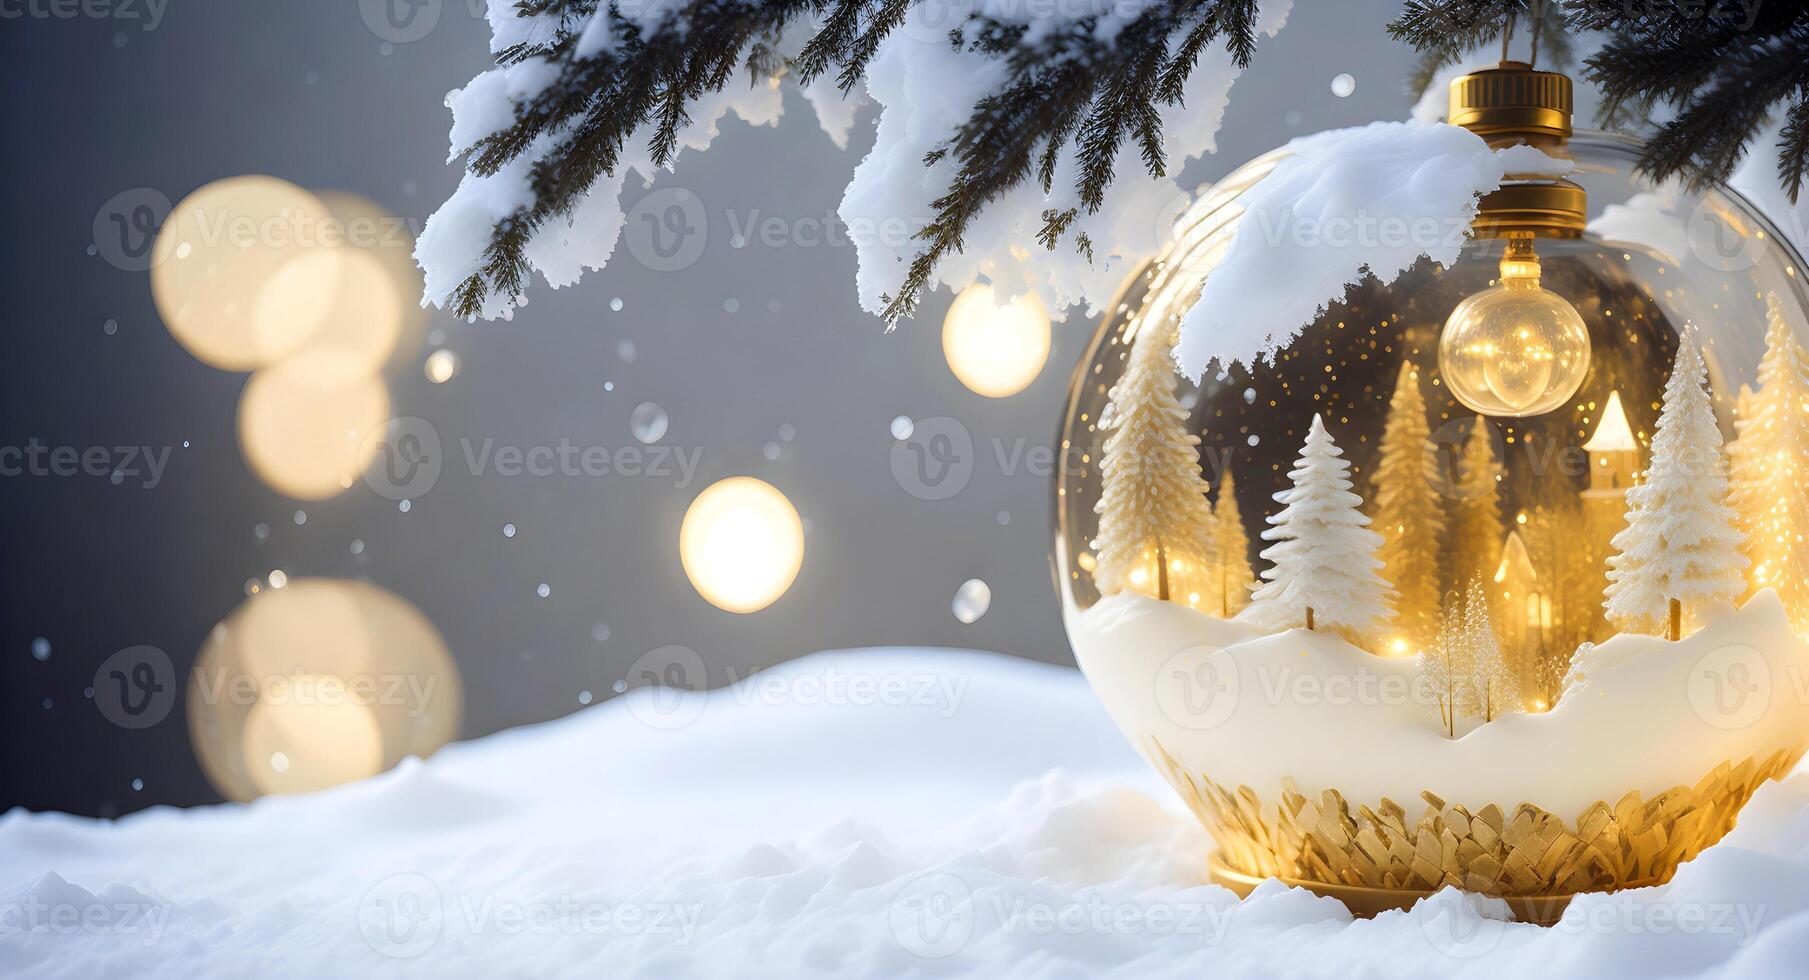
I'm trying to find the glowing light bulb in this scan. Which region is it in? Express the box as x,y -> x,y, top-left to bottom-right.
1437,237 -> 1591,417
941,282 -> 1051,398
679,477 -> 805,613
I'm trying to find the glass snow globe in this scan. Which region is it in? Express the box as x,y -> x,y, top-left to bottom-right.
1055,63 -> 1809,921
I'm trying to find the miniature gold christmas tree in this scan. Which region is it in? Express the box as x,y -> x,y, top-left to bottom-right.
1371,360 -> 1446,650
1447,416 -> 1505,596
1729,295 -> 1809,636
1210,469 -> 1254,617
1092,322 -> 1217,604
1518,498 -> 1598,705
1464,576 -> 1518,722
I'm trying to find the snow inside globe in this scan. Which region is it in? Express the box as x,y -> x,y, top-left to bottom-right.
1054,62 -> 1809,922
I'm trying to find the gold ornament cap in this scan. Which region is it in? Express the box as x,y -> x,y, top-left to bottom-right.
1448,61 -> 1572,141
1474,179 -> 1587,238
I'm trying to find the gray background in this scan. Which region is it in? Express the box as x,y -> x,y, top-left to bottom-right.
1,0 -> 1424,813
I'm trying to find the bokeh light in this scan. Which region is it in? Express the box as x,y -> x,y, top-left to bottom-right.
941,282 -> 1052,398
187,578 -> 461,801
242,687 -> 385,796
679,477 -> 805,613
259,247 -> 402,374
952,578 -> 992,624
151,176 -> 342,370
424,348 -> 459,383
316,189 -> 429,372
238,349 -> 390,500
152,180 -> 430,500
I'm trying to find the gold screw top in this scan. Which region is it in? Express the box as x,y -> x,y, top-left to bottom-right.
1474,180 -> 1587,238
1448,61 -> 1572,141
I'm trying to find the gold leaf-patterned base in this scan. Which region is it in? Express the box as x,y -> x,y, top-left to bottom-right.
1150,737 -> 1802,919
1206,855 -> 1578,925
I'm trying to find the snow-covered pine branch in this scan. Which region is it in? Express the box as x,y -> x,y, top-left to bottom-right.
417,0 -> 1291,323
1245,414 -> 1390,637
1604,334 -> 1748,639
1389,0 -> 1577,99
1393,2 -> 1809,203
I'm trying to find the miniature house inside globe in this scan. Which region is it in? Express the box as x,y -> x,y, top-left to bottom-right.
1055,64 -> 1809,923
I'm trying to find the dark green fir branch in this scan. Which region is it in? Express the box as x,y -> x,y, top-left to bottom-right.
445,0 -> 1262,322
1392,0 -> 1809,201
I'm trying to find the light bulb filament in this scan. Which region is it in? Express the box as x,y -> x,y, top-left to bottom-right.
1436,236 -> 1592,418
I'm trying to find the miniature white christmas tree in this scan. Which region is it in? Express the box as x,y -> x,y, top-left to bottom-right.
1371,361 -> 1446,650
1462,576 -> 1517,721
1729,295 -> 1809,636
1210,469 -> 1255,617
1605,335 -> 1749,639
1246,415 -> 1391,636
1448,416 -> 1505,593
1092,322 -> 1217,604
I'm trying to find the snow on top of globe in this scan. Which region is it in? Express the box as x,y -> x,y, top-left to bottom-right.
417,0 -> 1294,324
1174,122 -> 1573,377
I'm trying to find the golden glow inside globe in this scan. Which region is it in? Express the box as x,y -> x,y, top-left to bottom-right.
679,477 -> 805,613
941,282 -> 1051,398
1437,239 -> 1592,417
1054,129 -> 1809,709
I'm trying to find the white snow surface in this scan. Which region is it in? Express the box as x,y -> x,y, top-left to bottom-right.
10,646 -> 1809,977
1176,122 -> 1572,375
